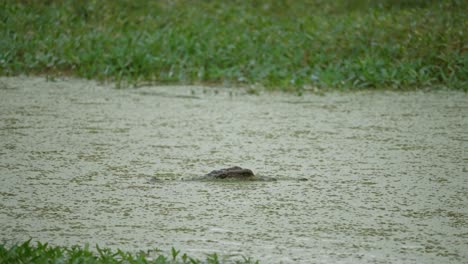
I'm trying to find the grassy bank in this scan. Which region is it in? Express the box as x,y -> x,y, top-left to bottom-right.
1,0 -> 466,90
0,240 -> 259,264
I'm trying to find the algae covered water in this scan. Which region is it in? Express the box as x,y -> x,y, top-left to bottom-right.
0,77 -> 467,263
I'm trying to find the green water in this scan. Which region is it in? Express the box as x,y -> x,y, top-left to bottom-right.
0,77 -> 467,263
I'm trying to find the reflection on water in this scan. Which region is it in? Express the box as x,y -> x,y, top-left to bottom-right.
0,77 -> 467,263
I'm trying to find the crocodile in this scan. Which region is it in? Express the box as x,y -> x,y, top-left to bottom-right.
190,166 -> 276,181
149,166 -> 308,182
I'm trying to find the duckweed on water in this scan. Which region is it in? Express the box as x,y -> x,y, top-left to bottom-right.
1,77 -> 467,263
1,0 -> 466,90
0,240 -> 259,264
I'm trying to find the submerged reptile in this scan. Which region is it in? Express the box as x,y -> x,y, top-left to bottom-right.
189,166 -> 276,181
149,166 -> 308,182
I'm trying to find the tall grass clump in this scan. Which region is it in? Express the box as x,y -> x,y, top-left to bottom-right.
0,240 -> 259,264
0,0 -> 466,90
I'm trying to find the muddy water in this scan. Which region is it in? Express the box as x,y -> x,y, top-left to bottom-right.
0,77 -> 467,263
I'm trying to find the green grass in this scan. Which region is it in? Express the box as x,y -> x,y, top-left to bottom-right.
0,240 -> 259,264
0,0 -> 466,90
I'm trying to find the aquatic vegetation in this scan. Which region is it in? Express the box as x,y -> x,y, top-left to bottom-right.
0,0 -> 466,90
1,77 -> 467,263
0,240 -> 259,264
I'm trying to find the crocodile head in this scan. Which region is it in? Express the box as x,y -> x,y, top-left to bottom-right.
204,166 -> 255,179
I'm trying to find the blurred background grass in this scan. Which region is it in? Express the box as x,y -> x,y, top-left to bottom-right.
1,0 -> 466,90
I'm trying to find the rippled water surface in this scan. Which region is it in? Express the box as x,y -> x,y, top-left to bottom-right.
1,77 -> 467,263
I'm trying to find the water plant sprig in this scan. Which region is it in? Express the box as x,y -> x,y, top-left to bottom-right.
0,240 -> 259,264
